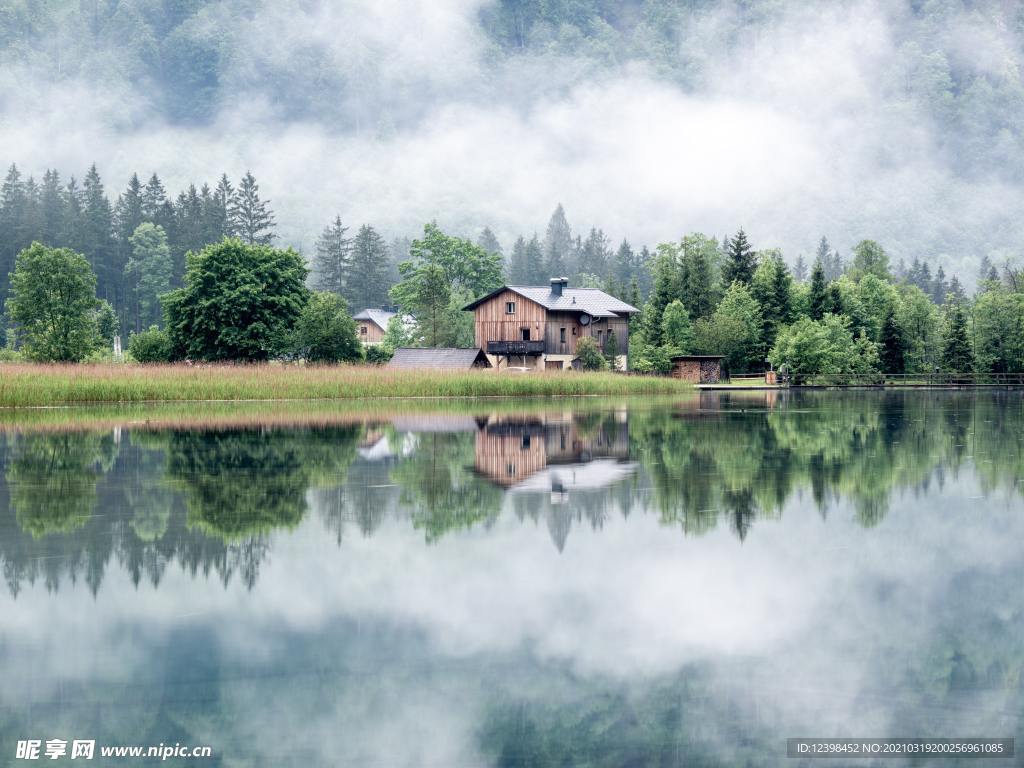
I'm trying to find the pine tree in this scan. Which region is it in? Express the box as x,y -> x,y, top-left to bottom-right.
229,171 -> 275,245
477,226 -> 502,257
114,173 -> 145,249
578,227 -> 610,281
977,255 -> 997,292
508,235 -> 529,284
81,164 -> 116,305
941,303 -> 974,372
931,266 -> 948,304
347,225 -> 391,310
313,215 -> 351,296
879,309 -> 906,374
61,177 -> 84,255
211,174 -> 234,239
614,239 -> 635,286
523,234 -> 545,284
947,275 -> 966,302
679,234 -> 717,320
543,204 -> 572,278
39,169 -> 64,245
793,254 -> 807,282
174,184 -> 206,260
142,173 -> 170,230
0,164 -> 27,297
809,258 -> 828,320
722,228 -> 756,286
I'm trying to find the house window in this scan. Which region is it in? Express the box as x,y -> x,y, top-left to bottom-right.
559,327 -> 566,343
572,327 -> 577,336
360,326 -> 367,335
521,328 -> 530,341
506,301 -> 516,314
521,434 -> 531,449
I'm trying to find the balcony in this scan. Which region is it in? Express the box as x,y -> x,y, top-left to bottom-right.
487,340 -> 546,355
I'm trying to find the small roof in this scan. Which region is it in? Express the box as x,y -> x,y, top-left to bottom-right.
387,348 -> 491,370
353,308 -> 396,329
670,354 -> 724,360
463,285 -> 639,317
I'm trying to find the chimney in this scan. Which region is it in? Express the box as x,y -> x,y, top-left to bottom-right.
550,276 -> 568,297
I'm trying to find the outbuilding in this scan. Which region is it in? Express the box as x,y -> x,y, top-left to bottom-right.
387,348 -> 492,370
670,355 -> 724,384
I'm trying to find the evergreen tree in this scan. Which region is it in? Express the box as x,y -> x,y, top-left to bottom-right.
643,245 -> 681,348
508,235 -> 529,284
879,309 -> 906,374
751,253 -> 794,353
793,254 -> 807,282
477,226 -> 502,257
114,174 -> 145,251
679,233 -> 717,319
660,299 -> 694,354
0,164 -> 28,297
543,203 -> 572,278
313,215 -> 351,296
39,169 -> 65,245
61,177 -> 84,255
229,171 -> 276,245
142,173 -> 168,222
722,228 -> 756,285
977,255 -> 997,292
210,174 -> 234,240
809,258 -> 828,320
614,239 -> 635,287
81,164 -> 117,305
947,275 -> 966,302
174,184 -> 206,262
931,266 -> 948,304
941,303 -> 974,372
524,234 -> 545,284
346,225 -> 391,310
579,227 -> 610,279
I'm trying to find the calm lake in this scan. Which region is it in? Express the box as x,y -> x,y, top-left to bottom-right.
0,391 -> 1022,767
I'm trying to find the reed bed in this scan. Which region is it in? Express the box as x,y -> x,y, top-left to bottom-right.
0,363 -> 693,407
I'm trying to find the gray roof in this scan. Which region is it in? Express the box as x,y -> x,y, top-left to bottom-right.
387,348 -> 491,370
353,308 -> 396,330
463,286 -> 639,317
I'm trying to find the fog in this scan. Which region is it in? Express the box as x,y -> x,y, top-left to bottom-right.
2,0 -> 1023,277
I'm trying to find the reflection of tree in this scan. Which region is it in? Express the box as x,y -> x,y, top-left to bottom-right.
391,432 -> 503,542
5,432 -> 117,537
165,427 -> 361,540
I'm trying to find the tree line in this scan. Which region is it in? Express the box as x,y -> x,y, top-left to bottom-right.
2,161 -> 1022,373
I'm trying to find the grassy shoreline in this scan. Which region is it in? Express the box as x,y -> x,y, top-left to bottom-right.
0,363 -> 693,408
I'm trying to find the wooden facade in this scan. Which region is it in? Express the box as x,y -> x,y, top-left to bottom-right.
357,320 -> 386,343
471,289 -> 631,369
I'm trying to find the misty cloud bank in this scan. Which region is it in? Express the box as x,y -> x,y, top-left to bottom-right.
2,0 -> 1023,279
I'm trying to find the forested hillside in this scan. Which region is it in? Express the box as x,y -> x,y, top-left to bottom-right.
2,1 -> 1024,284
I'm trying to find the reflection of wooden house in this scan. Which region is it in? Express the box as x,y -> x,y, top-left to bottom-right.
462,278 -> 639,370
671,355 -> 724,384
473,414 -> 631,488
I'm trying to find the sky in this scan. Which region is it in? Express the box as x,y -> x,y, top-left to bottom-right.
2,0 -> 1022,280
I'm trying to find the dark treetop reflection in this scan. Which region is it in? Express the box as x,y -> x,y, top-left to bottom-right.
0,392 -> 1021,766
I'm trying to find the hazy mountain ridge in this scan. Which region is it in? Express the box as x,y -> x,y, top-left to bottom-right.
2,0 -> 1023,276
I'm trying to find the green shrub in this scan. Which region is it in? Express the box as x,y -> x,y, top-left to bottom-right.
576,337 -> 608,371
365,345 -> 393,364
128,326 -> 173,363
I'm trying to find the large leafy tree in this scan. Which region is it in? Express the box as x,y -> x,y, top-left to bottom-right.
292,292 -> 362,363
5,243 -> 100,361
694,281 -> 762,372
125,223 -> 172,331
660,299 -> 693,355
850,239 -> 891,281
163,238 -> 309,361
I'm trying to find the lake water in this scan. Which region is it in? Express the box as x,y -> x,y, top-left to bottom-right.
0,391 -> 1022,767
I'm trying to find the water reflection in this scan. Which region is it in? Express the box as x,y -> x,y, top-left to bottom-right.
0,392 -> 1022,766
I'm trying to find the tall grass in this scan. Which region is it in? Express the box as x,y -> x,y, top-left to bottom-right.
0,363 -> 693,407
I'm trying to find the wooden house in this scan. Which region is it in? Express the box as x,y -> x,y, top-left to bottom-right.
462,278 -> 639,370
353,308 -> 396,345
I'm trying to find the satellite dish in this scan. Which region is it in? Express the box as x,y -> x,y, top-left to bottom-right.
579,313 -> 592,326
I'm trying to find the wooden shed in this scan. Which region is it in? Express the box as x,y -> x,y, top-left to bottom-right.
670,355 -> 724,384
387,348 -> 492,370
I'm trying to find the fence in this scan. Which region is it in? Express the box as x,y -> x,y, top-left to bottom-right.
789,372 -> 1024,387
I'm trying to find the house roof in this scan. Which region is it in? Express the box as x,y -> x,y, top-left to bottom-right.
353,308 -> 396,330
387,348 -> 491,370
463,286 -> 639,317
